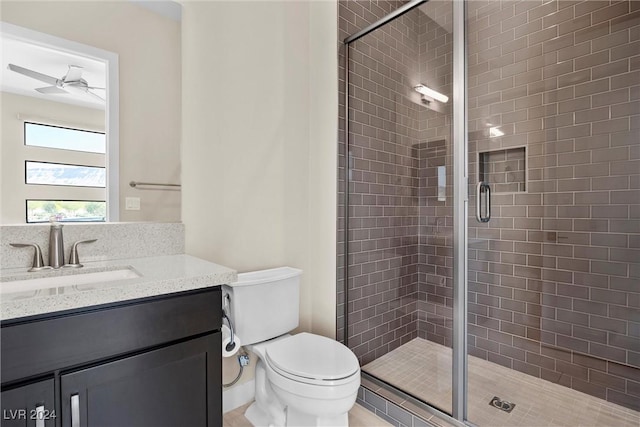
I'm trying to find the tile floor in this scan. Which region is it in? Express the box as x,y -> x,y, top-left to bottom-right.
364,338 -> 640,427
223,402 -> 393,427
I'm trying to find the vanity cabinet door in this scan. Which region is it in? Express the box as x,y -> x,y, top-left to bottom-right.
1,379 -> 56,427
60,333 -> 221,427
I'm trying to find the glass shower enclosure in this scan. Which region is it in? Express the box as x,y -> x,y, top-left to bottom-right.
341,0 -> 639,425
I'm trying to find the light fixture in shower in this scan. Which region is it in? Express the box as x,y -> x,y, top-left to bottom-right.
486,123 -> 505,138
414,84 -> 449,103
489,127 -> 504,137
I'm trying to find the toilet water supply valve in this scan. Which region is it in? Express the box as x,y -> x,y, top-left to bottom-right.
239,354 -> 250,367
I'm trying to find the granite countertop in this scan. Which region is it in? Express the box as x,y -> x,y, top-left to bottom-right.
0,254 -> 237,321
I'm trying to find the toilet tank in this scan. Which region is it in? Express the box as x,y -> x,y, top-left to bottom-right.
222,267 -> 301,346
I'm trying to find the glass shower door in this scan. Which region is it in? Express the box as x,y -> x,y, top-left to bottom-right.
342,0 -> 458,417
343,1 -> 639,425
465,1 -> 640,425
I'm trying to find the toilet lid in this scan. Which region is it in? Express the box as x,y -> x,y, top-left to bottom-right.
265,333 -> 360,381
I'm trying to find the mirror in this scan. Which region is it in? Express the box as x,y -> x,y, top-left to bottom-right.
1,22 -> 117,223
0,1 -> 182,224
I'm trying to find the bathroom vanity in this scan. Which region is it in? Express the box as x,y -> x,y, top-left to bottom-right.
2,288 -> 222,427
0,231 -> 236,427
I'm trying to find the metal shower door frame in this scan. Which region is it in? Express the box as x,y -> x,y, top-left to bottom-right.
342,0 -> 470,424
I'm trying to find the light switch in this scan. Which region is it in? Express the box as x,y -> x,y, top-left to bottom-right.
125,197 -> 140,210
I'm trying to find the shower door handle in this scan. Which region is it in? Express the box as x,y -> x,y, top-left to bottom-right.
476,181 -> 491,223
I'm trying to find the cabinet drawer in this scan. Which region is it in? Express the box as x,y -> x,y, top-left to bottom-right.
2,288 -> 221,384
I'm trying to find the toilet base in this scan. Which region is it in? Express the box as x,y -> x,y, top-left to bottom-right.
245,401 -> 349,427
246,358 -> 286,426
244,355 -> 356,427
287,407 -> 349,427
244,401 -> 273,427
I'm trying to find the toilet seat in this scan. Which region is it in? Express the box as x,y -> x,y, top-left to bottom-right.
265,333 -> 360,386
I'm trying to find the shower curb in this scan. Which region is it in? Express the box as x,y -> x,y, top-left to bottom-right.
357,384 -> 448,427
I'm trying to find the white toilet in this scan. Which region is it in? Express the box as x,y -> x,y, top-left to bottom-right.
223,267 -> 361,427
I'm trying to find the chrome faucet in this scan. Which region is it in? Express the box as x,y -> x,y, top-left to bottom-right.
9,221 -> 65,270
8,243 -> 51,272
49,221 -> 65,269
66,239 -> 97,268
10,222 -> 98,271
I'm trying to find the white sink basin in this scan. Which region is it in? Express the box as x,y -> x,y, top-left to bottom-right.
0,268 -> 141,295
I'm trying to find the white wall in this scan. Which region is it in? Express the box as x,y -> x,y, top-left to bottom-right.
182,0 -> 337,394
0,92 -> 105,223
1,1 -> 182,222
308,0 -> 340,340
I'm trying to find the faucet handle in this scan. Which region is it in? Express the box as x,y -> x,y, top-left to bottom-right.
66,239 -> 97,268
10,243 -> 52,272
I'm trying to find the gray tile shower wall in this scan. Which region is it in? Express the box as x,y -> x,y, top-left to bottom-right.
466,0 -> 640,411
337,0 -> 407,347
417,0 -> 640,411
340,1 -> 424,365
479,148 -> 527,192
341,0 -> 640,413
415,0 -> 455,349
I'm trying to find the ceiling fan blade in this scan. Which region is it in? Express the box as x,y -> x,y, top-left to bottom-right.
64,65 -> 83,82
8,64 -> 59,86
86,90 -> 105,102
64,84 -> 104,103
35,86 -> 68,94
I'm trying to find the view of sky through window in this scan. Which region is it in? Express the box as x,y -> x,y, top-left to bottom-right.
24,122 -> 106,153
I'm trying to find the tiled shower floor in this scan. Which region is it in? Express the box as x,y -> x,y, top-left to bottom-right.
363,338 -> 640,427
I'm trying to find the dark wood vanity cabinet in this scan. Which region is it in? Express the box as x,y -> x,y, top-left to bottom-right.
1,288 -> 222,427
1,379 -> 55,427
59,334 -> 219,427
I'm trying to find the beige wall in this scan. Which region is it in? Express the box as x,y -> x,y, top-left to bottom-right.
0,92 -> 105,223
1,1 -> 181,222
181,0 -> 337,390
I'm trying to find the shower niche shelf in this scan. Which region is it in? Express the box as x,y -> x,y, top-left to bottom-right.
479,147 -> 526,193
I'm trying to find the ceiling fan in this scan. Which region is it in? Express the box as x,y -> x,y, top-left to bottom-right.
7,64 -> 105,102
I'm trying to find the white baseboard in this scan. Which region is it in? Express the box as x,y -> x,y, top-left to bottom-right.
223,380 -> 255,414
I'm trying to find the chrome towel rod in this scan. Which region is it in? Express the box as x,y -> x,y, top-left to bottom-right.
129,181 -> 181,189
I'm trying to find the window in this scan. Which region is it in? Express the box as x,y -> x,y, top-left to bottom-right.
23,122 -> 106,223
25,161 -> 106,188
26,200 -> 106,223
24,122 -> 106,153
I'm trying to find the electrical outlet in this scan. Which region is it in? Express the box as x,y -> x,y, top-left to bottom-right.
125,197 -> 140,210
